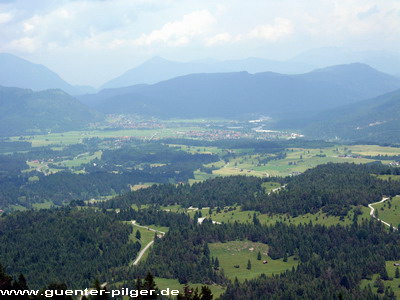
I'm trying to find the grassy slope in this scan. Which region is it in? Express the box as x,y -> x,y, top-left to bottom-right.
209,241 -> 298,282
373,196 -> 400,228
361,261 -> 400,298
184,205 -> 372,227
154,277 -> 226,299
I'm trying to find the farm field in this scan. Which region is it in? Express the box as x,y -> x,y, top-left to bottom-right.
11,126 -> 208,147
177,144 -> 400,178
209,241 -> 298,282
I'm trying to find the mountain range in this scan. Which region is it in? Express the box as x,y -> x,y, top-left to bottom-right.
100,56 -> 314,90
0,53 -> 95,95
290,47 -> 400,77
101,48 -> 400,89
79,63 -> 400,119
0,86 -> 101,136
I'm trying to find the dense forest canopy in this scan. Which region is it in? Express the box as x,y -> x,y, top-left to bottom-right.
100,163 -> 400,217
0,208 -> 139,289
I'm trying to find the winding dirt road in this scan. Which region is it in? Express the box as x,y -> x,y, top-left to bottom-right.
130,221 -> 166,266
368,197 -> 398,230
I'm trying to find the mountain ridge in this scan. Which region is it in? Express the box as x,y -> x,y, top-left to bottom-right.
80,63 -> 400,119
0,86 -> 101,136
100,56 -> 315,89
0,53 -> 95,95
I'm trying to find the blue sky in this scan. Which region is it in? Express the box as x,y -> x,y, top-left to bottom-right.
1,0 -> 400,86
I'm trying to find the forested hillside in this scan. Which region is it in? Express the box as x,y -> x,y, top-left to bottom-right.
100,163 -> 400,217
244,163 -> 400,216
114,208 -> 400,299
102,176 -> 273,209
0,142 -> 219,209
0,208 -> 139,289
0,86 -> 101,136
299,89 -> 400,144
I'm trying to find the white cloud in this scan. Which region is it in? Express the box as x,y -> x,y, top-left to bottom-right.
250,18 -> 293,42
7,37 -> 39,53
205,32 -> 231,46
134,10 -> 216,46
2,0 -> 400,86
204,32 -> 242,46
0,12 -> 12,24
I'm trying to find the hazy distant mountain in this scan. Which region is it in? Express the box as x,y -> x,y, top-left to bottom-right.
291,47 -> 400,76
80,63 -> 400,119
0,86 -> 101,136
295,89 -> 400,144
100,56 -> 314,89
0,53 -> 95,95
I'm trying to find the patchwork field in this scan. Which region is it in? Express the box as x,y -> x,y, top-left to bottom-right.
12,127 -> 208,147
185,144 -> 400,178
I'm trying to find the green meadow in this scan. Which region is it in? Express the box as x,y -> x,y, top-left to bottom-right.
12,127 -> 208,147
209,241 -> 298,282
361,261 -> 400,298
373,196 -> 400,228
154,277 -> 226,299
184,205 -> 372,228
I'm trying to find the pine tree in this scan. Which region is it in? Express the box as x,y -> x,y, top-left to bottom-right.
90,279 -> 109,300
192,287 -> 201,300
203,243 -> 210,258
252,213 -> 260,226
257,251 -> 262,260
380,268 -> 389,280
200,286 -> 213,300
375,277 -> 385,294
214,257 -> 220,268
395,267 -> 400,278
283,253 -> 288,262
135,277 -> 143,290
136,230 -> 141,240
247,259 -> 252,270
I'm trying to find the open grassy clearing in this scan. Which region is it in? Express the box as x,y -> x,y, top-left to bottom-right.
26,150 -> 102,174
349,145 -> 400,156
186,205 -> 371,227
128,223 -> 159,264
361,261 -> 400,298
130,183 -> 155,191
373,196 -> 400,228
169,144 -> 225,155
209,241 -> 298,282
31,201 -> 57,210
262,182 -> 281,192
377,175 -> 400,181
130,224 -> 155,246
154,277 -> 226,299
